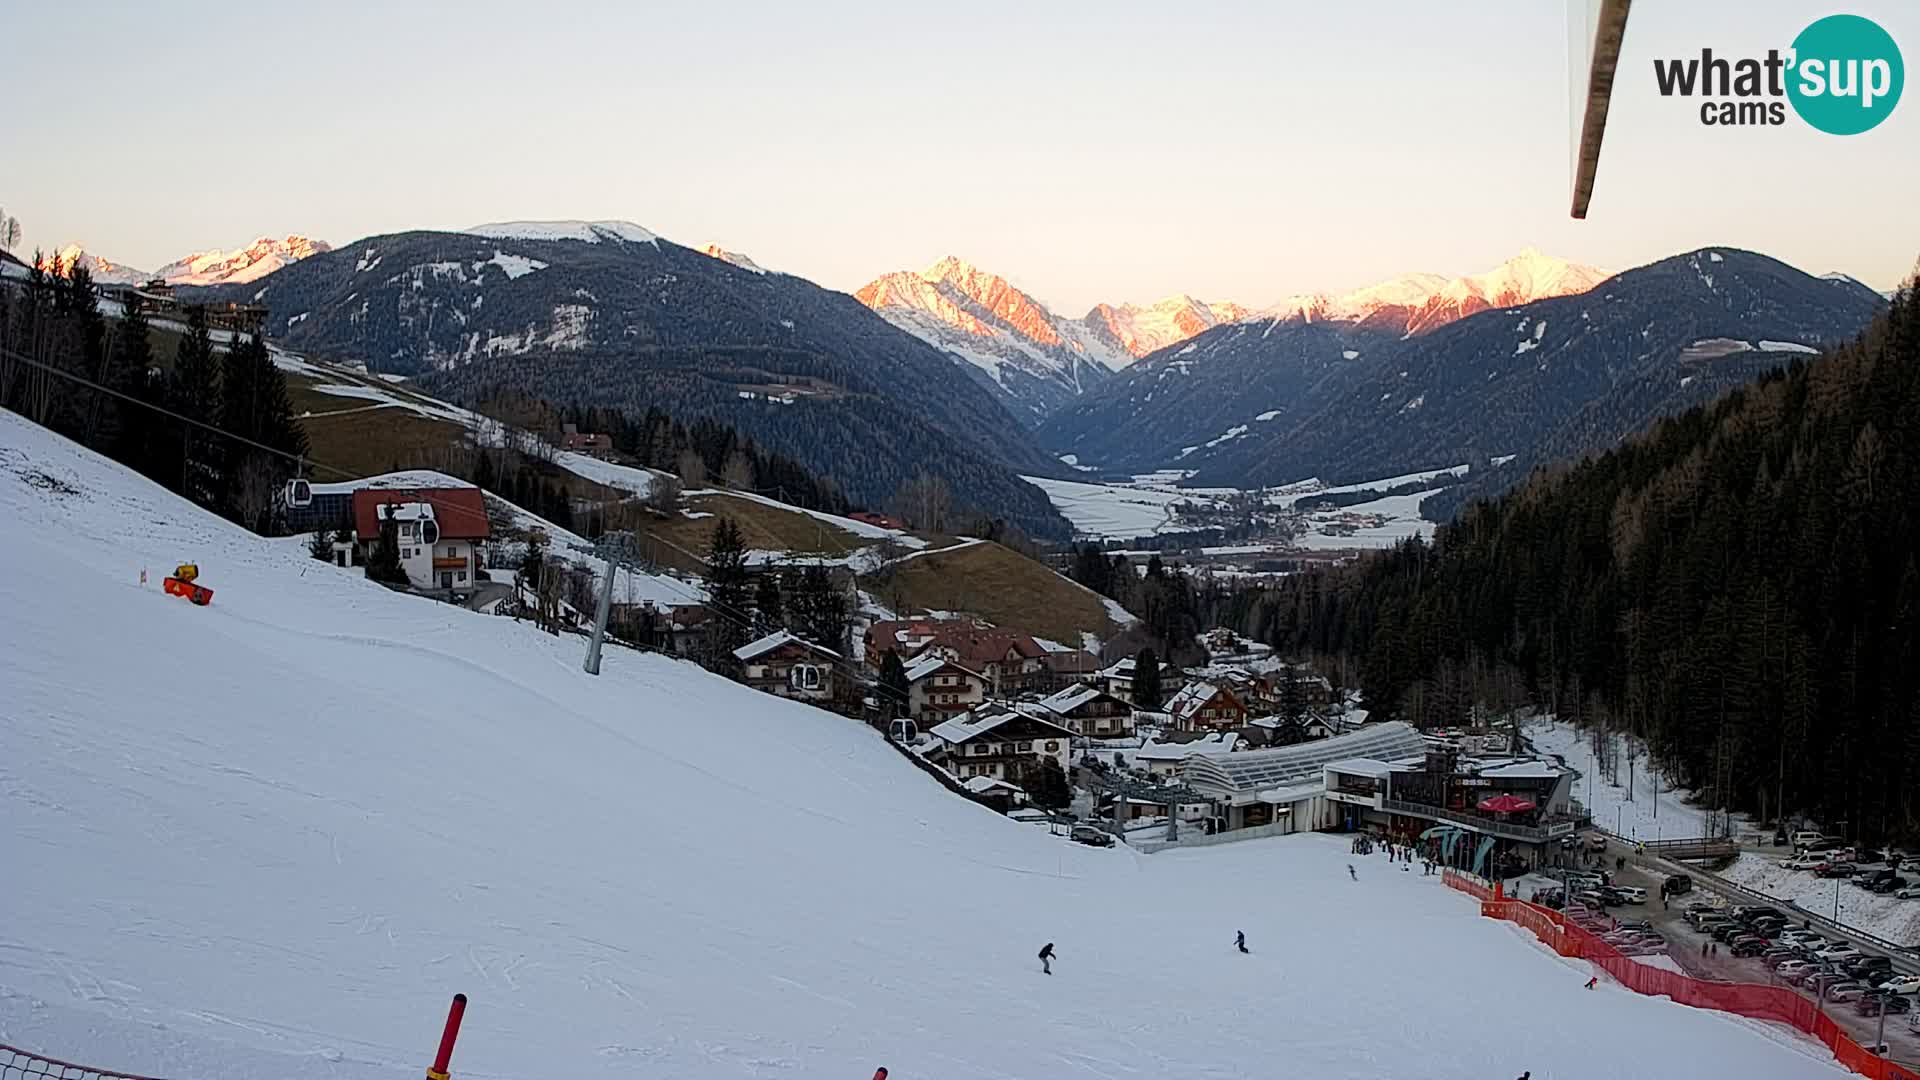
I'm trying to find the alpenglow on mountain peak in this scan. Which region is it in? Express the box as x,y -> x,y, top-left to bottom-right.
855,254 -> 1252,421
1271,248 -> 1610,336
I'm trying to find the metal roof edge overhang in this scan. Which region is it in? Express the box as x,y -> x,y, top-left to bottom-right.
1571,0 -> 1633,219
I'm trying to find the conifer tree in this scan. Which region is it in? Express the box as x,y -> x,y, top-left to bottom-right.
1132,647 -> 1163,710
879,650 -> 911,720
171,305 -> 224,508
702,516 -> 751,672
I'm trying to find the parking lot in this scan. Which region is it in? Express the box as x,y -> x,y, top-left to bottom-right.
1529,838 -> 1920,1070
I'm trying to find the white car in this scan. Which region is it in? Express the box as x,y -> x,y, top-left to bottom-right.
1613,886 -> 1648,903
1898,885 -> 1920,900
1879,975 -> 1920,995
1781,855 -> 1824,871
1779,930 -> 1825,946
1817,945 -> 1864,963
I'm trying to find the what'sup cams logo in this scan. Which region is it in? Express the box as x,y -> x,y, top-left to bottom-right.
1653,14 -> 1903,133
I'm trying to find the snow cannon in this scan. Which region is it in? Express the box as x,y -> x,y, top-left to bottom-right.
163,564 -> 214,606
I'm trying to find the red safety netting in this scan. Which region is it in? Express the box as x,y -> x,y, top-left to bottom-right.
0,1045 -> 169,1080
1441,868 -> 1494,901
1475,899 -> 1920,1080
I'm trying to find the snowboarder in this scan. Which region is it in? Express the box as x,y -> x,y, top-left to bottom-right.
1038,942 -> 1055,975
1584,976 -> 1598,989
1517,1073 -> 1531,1080
1236,930 -> 1248,954
1348,864 -> 1357,881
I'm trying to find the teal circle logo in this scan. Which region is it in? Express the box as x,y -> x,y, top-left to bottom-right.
1787,14 -> 1903,135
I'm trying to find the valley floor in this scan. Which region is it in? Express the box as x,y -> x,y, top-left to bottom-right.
0,411 -> 1850,1079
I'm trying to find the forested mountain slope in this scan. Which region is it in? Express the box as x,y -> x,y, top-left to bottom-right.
1251,275 -> 1919,837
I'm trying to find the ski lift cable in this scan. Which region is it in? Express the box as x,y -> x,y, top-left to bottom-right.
1,341 -> 907,703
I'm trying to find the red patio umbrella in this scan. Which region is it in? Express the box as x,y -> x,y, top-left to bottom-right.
1478,794 -> 1537,814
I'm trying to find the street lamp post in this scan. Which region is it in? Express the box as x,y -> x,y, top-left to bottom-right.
1835,878 -> 1842,922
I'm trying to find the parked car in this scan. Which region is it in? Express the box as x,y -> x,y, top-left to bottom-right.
1587,834 -> 1608,852
1714,923 -> 1752,943
1732,939 -> 1771,957
1663,873 -> 1694,896
1781,854 -> 1824,871
1613,886 -> 1648,904
1069,825 -> 1115,847
1899,858 -> 1920,874
1778,930 -> 1825,947
1791,830 -> 1826,849
1615,919 -> 1654,932
1858,994 -> 1914,1016
1827,983 -> 1870,1002
1848,956 -> 1894,980
1784,966 -> 1826,986
1817,945 -> 1864,963
1879,975 -> 1920,995
1812,972 -> 1857,995
1871,876 -> 1907,895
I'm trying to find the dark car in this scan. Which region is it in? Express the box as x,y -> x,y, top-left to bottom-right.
1848,956 -> 1894,980
1857,994 -> 1913,1016
1663,874 -> 1694,896
1714,923 -> 1750,943
1821,862 -> 1859,878
1871,876 -> 1907,895
1733,939 -> 1771,957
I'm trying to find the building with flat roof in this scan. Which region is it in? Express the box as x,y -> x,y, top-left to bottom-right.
1182,721 -> 1427,833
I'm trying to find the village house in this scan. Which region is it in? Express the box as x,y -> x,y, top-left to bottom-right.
927,705 -> 1074,783
733,630 -> 841,704
866,617 -> 1050,696
1037,683 -> 1135,739
349,488 -> 490,591
905,655 -> 989,724
560,423 -> 614,459
1040,646 -> 1101,692
1164,681 -> 1249,733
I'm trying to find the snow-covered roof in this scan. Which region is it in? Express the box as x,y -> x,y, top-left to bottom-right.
1039,683 -> 1109,714
1477,760 -> 1565,781
929,706 -> 1072,746
961,775 -> 1023,795
904,654 -> 980,683
1134,734 -> 1238,762
1324,757 -> 1395,779
732,630 -> 841,663
1164,681 -> 1228,723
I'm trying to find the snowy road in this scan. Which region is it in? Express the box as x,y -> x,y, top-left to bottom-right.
0,412 -> 1853,1079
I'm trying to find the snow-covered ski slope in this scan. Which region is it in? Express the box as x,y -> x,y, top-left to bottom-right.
0,412 -> 1847,1079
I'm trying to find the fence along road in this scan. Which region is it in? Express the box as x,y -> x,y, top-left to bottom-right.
1603,828 -> 1920,976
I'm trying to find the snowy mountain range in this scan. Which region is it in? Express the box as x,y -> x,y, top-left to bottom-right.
856,256 -> 1247,422
1042,248 -> 1886,502
1271,249 -> 1611,337
41,235 -> 331,287
185,222 -> 1072,537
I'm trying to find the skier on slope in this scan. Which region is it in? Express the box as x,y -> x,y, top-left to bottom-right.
1236,930 -> 1248,954
1348,864 -> 1357,881
1038,942 -> 1055,975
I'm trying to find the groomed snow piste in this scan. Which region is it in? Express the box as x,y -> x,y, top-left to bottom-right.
0,412 -> 1848,1079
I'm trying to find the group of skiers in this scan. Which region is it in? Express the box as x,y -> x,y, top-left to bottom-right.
1037,931 -> 1250,975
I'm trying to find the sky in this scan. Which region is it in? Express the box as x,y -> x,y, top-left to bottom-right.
5,0 -> 1916,313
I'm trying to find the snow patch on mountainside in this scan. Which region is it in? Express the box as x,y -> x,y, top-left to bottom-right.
465,220 -> 661,247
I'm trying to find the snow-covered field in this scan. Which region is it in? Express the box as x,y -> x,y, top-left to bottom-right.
1026,466 -> 1467,549
0,413 -> 1850,1080
1020,473 -> 1216,539
1722,854 -> 1920,948
1525,716 -> 1720,841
